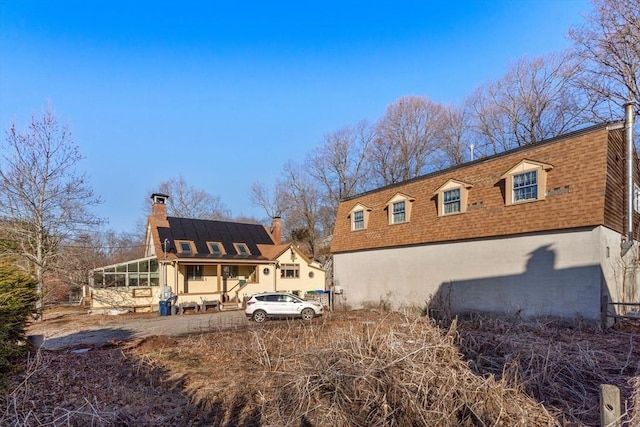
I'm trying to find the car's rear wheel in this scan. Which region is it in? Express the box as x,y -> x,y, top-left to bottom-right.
253,310 -> 267,323
301,308 -> 314,321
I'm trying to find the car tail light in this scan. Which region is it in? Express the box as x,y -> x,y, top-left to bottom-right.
246,301 -> 255,306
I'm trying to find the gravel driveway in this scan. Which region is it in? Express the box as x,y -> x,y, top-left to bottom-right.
27,309 -> 249,350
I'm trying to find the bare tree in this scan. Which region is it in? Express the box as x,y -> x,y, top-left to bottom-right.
280,161 -> 324,258
370,96 -> 446,185
250,180 -> 287,220
469,53 -> 589,154
307,121 -> 375,234
310,121 -> 375,200
440,105 -> 473,166
57,229 -> 144,300
153,176 -> 230,220
569,0 -> 640,119
0,107 -> 102,317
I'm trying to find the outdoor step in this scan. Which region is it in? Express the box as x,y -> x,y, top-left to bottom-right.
220,302 -> 242,311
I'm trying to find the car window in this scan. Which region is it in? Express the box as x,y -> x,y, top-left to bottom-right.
266,295 -> 280,302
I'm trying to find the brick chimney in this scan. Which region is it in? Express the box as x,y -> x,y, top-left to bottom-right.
271,216 -> 282,245
150,193 -> 169,221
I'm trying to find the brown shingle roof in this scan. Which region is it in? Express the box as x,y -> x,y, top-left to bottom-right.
332,123 -> 621,254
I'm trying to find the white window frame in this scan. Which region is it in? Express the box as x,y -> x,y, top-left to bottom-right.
386,193 -> 414,225
352,210 -> 365,230
501,160 -> 553,206
349,203 -> 372,231
512,170 -> 538,202
443,188 -> 461,214
280,263 -> 300,279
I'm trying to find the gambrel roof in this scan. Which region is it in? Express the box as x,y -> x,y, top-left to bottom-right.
331,122 -> 633,254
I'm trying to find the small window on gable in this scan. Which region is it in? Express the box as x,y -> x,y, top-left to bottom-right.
435,179 -> 473,217
176,240 -> 196,254
386,193 -> 415,225
207,241 -> 225,255
349,203 -> 372,231
234,243 -> 250,256
501,160 -> 553,206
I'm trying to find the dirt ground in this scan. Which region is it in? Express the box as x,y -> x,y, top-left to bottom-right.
26,306 -> 248,350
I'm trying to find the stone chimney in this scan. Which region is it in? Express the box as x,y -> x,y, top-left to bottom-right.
150,193 -> 169,221
271,216 -> 282,245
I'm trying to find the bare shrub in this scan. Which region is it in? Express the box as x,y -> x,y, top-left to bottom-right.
457,316 -> 639,425
246,314 -> 559,426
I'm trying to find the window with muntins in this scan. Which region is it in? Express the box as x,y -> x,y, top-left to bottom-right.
187,265 -> 202,280
353,210 -> 364,230
223,265 -> 239,278
392,201 -> 406,223
443,188 -> 461,214
513,171 -> 538,202
280,263 -> 300,278
180,242 -> 191,253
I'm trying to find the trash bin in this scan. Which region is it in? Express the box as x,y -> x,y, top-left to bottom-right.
159,300 -> 170,316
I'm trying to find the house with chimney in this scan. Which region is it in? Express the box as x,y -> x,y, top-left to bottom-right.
331,122 -> 639,321
88,194 -> 326,312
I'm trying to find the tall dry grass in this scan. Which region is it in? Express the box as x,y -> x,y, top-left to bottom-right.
240,314 -> 560,426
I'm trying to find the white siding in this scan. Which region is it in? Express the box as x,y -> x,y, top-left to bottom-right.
334,227 -> 617,319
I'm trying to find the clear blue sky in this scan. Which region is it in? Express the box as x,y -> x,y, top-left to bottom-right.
0,0 -> 592,233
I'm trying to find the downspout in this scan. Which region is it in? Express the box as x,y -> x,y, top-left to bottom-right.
621,101 -> 636,256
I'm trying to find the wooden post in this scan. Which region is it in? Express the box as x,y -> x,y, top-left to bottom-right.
601,295 -> 608,329
600,384 -> 621,427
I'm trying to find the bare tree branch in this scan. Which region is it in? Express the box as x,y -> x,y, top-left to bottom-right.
0,106 -> 103,316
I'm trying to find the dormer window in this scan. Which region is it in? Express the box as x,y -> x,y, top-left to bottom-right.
513,171 -> 538,201
501,160 -> 553,206
176,240 -> 196,255
207,242 -> 225,255
353,210 -> 364,229
443,189 -> 461,214
393,201 -> 405,222
435,179 -> 473,217
235,243 -> 250,256
349,203 -> 372,231
386,193 -> 415,225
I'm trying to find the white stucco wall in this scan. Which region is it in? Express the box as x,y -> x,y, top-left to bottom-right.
333,227 -> 622,320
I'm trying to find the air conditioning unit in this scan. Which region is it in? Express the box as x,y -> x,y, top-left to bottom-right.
334,285 -> 343,295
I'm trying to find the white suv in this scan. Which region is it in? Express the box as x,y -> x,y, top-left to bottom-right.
245,292 -> 323,322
